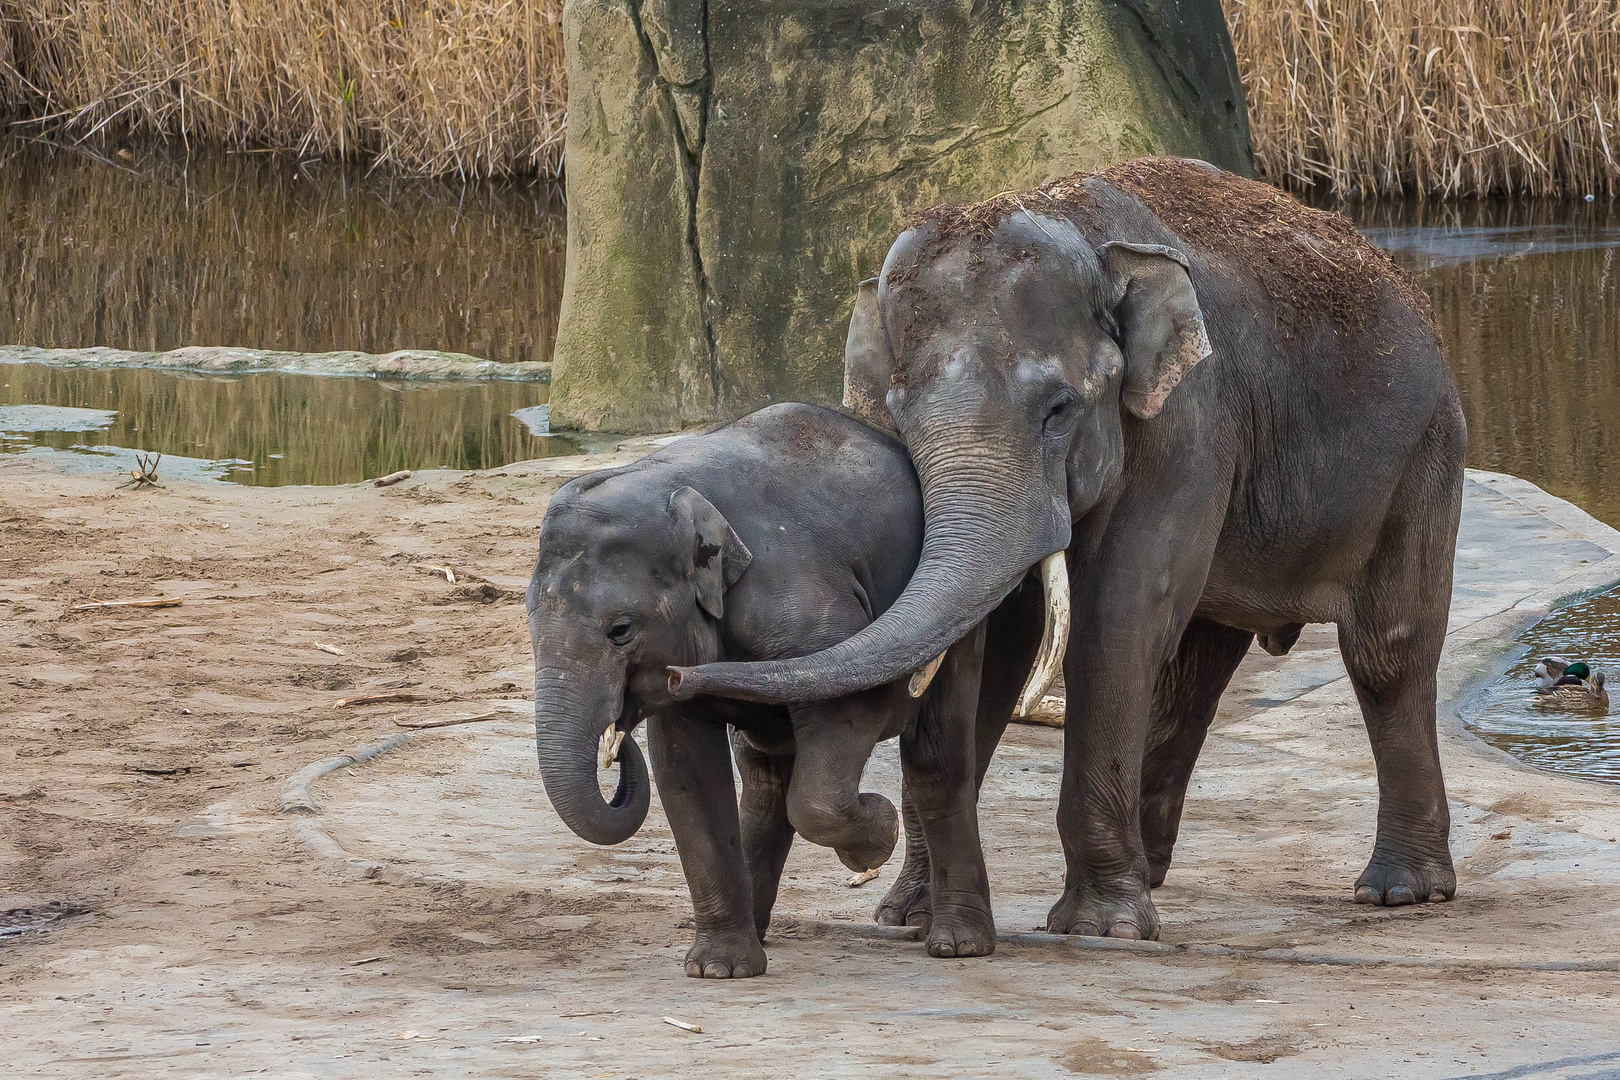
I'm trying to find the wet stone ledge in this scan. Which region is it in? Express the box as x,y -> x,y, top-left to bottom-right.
0,346 -> 551,382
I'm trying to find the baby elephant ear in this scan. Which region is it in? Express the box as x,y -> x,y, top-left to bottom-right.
841,278 -> 898,433
1098,241 -> 1212,420
668,487 -> 753,619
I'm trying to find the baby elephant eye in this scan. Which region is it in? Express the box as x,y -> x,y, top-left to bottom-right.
606,619 -> 636,646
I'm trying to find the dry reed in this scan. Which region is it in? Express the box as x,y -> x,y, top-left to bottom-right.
0,0 -> 566,178
1227,0 -> 1620,197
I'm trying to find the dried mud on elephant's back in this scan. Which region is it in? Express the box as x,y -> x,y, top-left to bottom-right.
1096,158 -> 1434,329
899,157 -> 1434,333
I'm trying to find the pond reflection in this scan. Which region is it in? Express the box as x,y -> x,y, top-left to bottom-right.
1351,199 -> 1620,528
1468,588 -> 1620,785
0,137 -> 565,366
0,363 -> 588,486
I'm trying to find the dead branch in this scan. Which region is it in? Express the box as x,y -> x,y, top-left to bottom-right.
392,712 -> 504,730
332,692 -> 430,708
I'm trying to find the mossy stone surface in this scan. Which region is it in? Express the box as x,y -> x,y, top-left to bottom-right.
551,0 -> 1251,432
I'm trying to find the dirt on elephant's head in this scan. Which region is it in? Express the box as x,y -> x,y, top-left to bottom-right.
902,157 -> 1434,333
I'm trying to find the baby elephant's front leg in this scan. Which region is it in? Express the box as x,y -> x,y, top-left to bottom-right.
647,710 -> 767,979
786,694 -> 900,873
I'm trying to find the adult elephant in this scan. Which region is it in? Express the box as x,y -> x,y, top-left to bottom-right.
670,158 -> 1466,940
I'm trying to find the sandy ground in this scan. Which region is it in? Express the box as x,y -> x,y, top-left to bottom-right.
2,449 -> 1618,1079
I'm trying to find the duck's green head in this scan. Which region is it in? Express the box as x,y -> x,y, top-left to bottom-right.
1566,661 -> 1592,680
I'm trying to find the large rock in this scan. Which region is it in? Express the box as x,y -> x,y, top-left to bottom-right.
550,0 -> 1252,433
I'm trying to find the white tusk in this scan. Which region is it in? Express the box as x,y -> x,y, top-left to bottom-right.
1015,551 -> 1071,718
908,651 -> 946,698
599,727 -> 626,770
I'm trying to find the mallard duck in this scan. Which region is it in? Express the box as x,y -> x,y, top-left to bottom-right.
1533,657 -> 1609,710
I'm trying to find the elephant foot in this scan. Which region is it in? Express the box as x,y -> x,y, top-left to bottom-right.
830,794 -> 900,875
1046,883 -> 1160,941
683,926 -> 767,979
926,897 -> 996,959
1354,850 -> 1456,907
874,863 -> 932,931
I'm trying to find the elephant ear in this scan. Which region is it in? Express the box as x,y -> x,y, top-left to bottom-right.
668,486 -> 753,619
1098,241 -> 1213,420
841,278 -> 898,433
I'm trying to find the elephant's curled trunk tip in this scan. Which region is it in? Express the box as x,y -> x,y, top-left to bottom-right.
667,666 -> 693,699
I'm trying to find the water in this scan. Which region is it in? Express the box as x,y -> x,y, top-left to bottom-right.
0,136 -> 579,482
0,362 -> 590,486
1467,589 -> 1620,786
1351,199 -> 1620,529
0,137 -> 565,365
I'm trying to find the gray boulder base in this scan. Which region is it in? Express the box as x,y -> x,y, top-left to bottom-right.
549,0 -> 1253,433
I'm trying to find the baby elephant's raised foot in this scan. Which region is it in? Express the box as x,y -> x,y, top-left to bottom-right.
829,794 -> 900,875
1354,855 -> 1456,907
1046,887 -> 1160,941
684,928 -> 767,979
926,899 -> 996,959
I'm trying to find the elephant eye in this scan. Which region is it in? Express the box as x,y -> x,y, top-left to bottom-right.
1043,393 -> 1078,435
606,618 -> 637,646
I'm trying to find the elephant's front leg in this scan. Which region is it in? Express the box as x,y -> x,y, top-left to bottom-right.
730,728 -> 795,939
902,622 -> 995,958
1047,629 -> 1166,940
785,690 -> 901,874
1048,496 -> 1226,941
646,710 -> 766,978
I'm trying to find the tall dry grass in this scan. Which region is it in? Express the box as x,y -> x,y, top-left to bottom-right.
1228,0 -> 1620,197
0,0 -> 566,178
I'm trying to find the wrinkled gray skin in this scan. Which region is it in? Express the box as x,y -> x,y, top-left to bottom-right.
528,403 -> 1043,976
672,160 -> 1466,941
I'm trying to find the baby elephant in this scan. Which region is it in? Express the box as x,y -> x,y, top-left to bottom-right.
527,403 -> 1020,977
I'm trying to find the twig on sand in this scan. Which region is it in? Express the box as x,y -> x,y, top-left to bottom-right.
71,595 -> 184,611
313,642 -> 346,656
421,564 -> 457,583
71,590 -> 253,612
118,451 -> 162,489
392,712 -> 504,730
662,1017 -> 703,1033
845,868 -> 882,888
372,470 -> 412,487
332,692 -> 430,708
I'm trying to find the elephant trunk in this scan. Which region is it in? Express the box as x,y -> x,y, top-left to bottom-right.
669,444 -> 1070,705
534,663 -> 650,846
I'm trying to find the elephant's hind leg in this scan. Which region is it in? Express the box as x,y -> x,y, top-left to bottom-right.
1338,414 -> 1464,907
1140,617 -> 1254,888
731,729 -> 796,939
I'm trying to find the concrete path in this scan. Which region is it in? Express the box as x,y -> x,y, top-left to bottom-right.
297,469 -> 1620,1077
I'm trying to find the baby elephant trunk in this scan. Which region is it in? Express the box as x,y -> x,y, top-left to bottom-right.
534,665 -> 650,846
